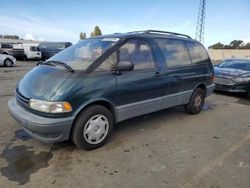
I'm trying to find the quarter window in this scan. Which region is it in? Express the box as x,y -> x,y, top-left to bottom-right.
186,42 -> 209,63
156,39 -> 191,67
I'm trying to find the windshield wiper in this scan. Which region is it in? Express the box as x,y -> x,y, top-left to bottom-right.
39,60 -> 74,72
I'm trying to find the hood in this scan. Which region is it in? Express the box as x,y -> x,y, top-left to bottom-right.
17,65 -> 73,101
214,67 -> 250,78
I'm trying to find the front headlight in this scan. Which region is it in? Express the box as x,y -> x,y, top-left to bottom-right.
29,99 -> 72,113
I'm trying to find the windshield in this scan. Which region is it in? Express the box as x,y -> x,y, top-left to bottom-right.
48,38 -> 120,70
218,60 -> 250,71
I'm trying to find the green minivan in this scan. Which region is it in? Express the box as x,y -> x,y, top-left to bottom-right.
8,30 -> 215,149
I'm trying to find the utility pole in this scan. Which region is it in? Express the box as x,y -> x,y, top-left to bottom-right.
195,0 -> 206,44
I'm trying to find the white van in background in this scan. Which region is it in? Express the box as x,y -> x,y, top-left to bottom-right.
22,43 -> 42,60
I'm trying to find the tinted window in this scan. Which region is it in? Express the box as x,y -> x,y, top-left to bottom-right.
1,43 -> 12,48
118,39 -> 155,70
186,42 -> 209,63
156,39 -> 191,67
39,42 -> 65,49
30,46 -> 37,51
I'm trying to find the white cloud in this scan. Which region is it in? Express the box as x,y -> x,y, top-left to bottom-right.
24,33 -> 36,40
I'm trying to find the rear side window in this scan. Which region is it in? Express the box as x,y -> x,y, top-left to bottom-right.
155,39 -> 191,67
186,42 -> 209,63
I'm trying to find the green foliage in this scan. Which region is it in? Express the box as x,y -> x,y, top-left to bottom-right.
244,43 -> 250,49
0,35 -> 19,39
79,32 -> 87,40
229,40 -> 243,49
90,26 -> 102,37
208,42 -> 224,49
209,40 -> 250,49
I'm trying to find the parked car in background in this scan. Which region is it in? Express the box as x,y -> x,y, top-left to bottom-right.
38,42 -> 72,60
8,30 -> 215,150
23,43 -> 42,60
0,54 -> 16,67
214,58 -> 250,97
0,43 -> 13,55
0,43 -> 25,60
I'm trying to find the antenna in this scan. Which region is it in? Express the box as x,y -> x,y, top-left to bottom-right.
195,0 -> 206,44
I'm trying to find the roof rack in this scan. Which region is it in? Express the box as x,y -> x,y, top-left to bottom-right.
127,30 -> 192,39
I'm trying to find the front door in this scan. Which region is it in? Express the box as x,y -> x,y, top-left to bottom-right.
114,38 -> 166,121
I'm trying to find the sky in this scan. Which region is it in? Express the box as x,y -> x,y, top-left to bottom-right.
0,0 -> 250,47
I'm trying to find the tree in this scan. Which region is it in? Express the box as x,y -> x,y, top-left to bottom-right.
208,42 -> 224,49
209,40 -> 250,49
244,42 -> 250,49
1,35 -> 20,39
229,40 -> 243,49
90,26 -> 102,37
79,32 -> 87,40
12,35 -> 19,39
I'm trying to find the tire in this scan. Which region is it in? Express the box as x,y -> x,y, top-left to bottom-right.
71,105 -> 114,150
185,88 -> 205,114
23,55 -> 28,61
4,59 -> 13,67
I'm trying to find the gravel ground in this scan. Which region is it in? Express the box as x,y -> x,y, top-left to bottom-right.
0,61 -> 249,188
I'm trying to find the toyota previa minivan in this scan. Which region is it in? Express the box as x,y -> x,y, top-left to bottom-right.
8,30 -> 215,150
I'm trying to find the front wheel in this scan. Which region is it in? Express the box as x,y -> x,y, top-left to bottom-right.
4,59 -> 13,67
185,88 -> 205,114
71,105 -> 114,150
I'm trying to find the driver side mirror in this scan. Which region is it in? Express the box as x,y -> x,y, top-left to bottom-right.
117,60 -> 134,71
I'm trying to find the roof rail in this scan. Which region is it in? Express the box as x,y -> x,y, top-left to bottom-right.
127,30 -> 192,39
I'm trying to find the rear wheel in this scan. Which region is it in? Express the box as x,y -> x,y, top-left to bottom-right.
71,105 -> 114,150
185,88 -> 205,114
4,59 -> 13,67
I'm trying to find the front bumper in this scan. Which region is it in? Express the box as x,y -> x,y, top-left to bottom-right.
8,98 -> 74,143
215,83 -> 249,93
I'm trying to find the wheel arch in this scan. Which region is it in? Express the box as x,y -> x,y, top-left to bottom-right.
69,99 -> 117,140
194,83 -> 207,96
73,99 -> 117,125
1,51 -> 8,55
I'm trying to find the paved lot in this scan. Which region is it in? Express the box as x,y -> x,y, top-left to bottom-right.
0,61 -> 249,188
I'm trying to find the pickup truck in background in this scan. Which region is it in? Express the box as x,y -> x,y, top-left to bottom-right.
0,43 -> 25,60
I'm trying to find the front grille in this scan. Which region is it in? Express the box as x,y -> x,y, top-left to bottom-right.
15,89 -> 29,107
214,77 -> 235,85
